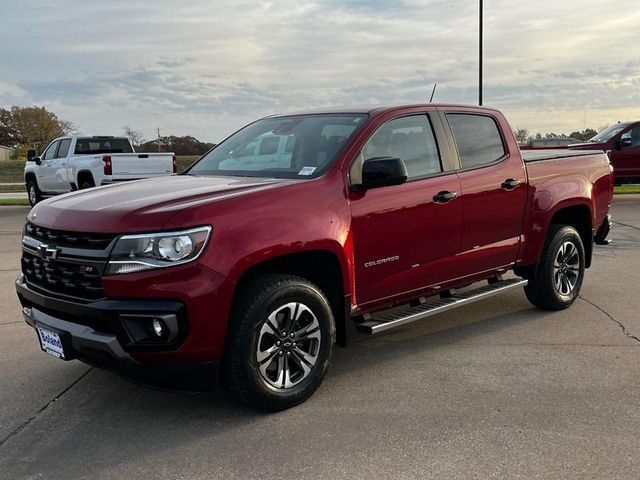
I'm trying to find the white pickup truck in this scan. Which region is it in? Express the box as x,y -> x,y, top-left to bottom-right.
24,136 -> 176,206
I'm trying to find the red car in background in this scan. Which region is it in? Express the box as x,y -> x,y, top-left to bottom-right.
570,122 -> 640,184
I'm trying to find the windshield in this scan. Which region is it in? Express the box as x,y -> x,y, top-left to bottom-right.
588,125 -> 628,143
188,114 -> 367,179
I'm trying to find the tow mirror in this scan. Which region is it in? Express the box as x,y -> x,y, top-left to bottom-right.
354,156 -> 408,191
27,149 -> 37,160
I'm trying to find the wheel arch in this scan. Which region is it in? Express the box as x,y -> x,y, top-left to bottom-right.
229,249 -> 350,347
24,171 -> 37,184
548,203 -> 593,268
516,201 -> 594,278
76,170 -> 95,187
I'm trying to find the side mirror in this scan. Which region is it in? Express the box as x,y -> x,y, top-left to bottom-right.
354,156 -> 408,191
616,137 -> 632,149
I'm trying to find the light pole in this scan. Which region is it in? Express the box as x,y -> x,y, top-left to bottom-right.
479,0 -> 483,106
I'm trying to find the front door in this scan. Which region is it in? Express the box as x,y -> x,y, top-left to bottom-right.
349,113 -> 462,308
612,125 -> 640,182
37,140 -> 60,193
51,138 -> 71,192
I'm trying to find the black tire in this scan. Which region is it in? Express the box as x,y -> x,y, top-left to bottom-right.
26,179 -> 43,206
79,177 -> 95,189
524,224 -> 585,310
223,274 -> 335,411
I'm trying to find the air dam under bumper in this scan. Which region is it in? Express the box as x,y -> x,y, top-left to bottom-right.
16,275 -> 219,391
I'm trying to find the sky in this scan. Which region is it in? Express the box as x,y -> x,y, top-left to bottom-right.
1,0 -> 639,143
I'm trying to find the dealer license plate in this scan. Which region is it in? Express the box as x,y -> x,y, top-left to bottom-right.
36,326 -> 66,359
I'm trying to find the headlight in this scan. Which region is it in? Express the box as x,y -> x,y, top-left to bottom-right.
106,226 -> 212,275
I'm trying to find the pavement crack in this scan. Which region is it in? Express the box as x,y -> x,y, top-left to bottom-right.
0,367 -> 93,449
613,220 -> 640,232
579,295 -> 640,344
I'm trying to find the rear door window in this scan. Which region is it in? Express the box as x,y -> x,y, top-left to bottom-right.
447,114 -> 506,169
56,139 -> 71,158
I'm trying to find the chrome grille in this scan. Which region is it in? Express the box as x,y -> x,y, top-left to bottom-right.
25,222 -> 115,250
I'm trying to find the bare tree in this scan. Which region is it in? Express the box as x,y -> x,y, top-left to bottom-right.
123,126 -> 145,149
59,119 -> 78,135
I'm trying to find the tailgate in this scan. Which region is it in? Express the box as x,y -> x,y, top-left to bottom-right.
110,153 -> 174,179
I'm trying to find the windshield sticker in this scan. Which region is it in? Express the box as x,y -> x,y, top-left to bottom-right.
298,166 -> 317,176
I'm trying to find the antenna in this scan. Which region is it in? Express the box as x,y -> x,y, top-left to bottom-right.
429,83 -> 438,103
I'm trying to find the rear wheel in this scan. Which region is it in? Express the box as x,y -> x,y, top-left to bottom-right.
79,177 -> 95,189
223,274 -> 335,411
524,224 -> 585,310
26,179 -> 43,206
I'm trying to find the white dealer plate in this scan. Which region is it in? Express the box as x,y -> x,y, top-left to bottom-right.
36,326 -> 66,359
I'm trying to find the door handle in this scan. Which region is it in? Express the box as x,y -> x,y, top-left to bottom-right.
433,191 -> 458,204
501,179 -> 521,190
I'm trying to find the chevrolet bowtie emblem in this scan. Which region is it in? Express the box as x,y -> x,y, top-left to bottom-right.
38,243 -> 60,261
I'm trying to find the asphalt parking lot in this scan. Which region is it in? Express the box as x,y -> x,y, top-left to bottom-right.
1,197 -> 639,479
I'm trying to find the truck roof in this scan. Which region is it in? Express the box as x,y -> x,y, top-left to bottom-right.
268,103 -> 503,117
73,135 -> 126,139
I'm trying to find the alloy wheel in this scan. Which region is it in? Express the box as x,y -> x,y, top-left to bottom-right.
553,241 -> 580,296
256,302 -> 322,390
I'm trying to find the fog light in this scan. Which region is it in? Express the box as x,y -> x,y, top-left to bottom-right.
120,313 -> 179,345
152,318 -> 164,337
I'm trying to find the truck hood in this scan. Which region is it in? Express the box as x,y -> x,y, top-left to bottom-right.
28,175 -> 294,233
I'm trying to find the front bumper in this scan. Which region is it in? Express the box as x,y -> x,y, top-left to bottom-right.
16,275 -> 219,391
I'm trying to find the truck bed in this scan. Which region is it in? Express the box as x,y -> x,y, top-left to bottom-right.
521,149 -> 605,163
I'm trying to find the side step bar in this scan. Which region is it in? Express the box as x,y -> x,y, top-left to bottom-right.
357,278 -> 528,334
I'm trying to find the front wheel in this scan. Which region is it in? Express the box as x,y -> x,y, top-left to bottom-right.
26,179 -> 43,206
524,224 -> 585,310
223,274 -> 335,411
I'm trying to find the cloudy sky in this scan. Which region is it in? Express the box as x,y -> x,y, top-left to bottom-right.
1,0 -> 639,142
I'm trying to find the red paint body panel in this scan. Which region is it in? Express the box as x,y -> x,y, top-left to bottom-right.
517,152 -> 612,266
102,263 -> 233,362
23,104 -> 614,366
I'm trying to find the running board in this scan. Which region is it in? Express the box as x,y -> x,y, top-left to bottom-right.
357,278 -> 528,335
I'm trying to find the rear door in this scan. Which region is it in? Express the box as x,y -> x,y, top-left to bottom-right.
440,109 -> 527,276
612,125 -> 640,181
349,112 -> 462,307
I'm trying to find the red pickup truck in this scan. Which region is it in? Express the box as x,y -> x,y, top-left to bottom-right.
569,121 -> 640,184
16,104 -> 613,410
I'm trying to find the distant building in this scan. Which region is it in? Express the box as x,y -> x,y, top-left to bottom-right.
0,145 -> 14,161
